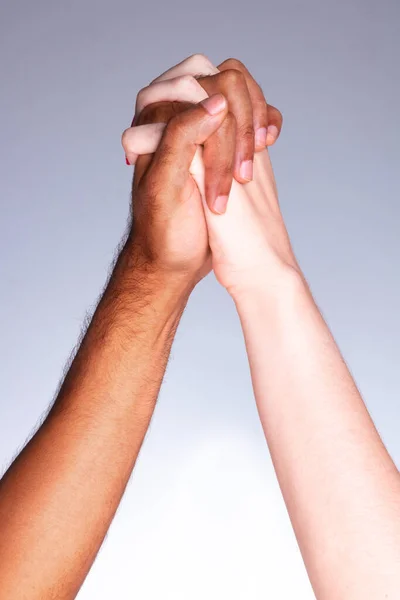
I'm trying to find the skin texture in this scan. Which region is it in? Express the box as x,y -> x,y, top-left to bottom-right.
123,53 -> 283,213
0,93 -> 231,600
1,51 -> 399,599
125,57 -> 400,599
121,55 -> 297,294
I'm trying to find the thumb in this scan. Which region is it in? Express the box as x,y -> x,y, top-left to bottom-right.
139,94 -> 228,201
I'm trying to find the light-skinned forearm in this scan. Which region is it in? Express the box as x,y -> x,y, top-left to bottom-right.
0,236 -> 192,600
233,272 -> 400,599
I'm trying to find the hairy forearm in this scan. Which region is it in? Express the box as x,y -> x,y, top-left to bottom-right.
0,236 -> 192,600
234,273 -> 400,599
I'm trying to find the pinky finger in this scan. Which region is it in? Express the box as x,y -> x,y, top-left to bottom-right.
266,104 -> 283,146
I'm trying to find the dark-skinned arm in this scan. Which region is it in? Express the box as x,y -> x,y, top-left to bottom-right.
0,93 -> 229,600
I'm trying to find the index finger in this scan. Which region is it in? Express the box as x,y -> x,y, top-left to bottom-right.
217,58 -> 283,147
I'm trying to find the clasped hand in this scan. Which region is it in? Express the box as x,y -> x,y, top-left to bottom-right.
121,54 -> 300,298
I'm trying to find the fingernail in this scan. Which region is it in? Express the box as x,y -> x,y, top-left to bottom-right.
267,125 -> 279,144
213,195 -> 229,214
255,127 -> 268,148
125,156 -> 131,165
240,159 -> 253,182
201,93 -> 227,116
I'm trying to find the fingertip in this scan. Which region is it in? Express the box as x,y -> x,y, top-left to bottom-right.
211,194 -> 229,215
125,152 -> 138,166
239,159 -> 253,182
266,125 -> 280,145
255,127 -> 268,150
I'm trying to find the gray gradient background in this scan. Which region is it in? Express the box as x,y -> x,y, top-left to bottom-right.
1,0 -> 399,598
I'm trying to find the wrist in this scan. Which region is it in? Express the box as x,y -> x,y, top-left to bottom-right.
116,236 -> 195,315
231,263 -> 309,317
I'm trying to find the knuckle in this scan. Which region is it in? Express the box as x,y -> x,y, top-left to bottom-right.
176,74 -> 199,93
135,85 -> 154,113
254,99 -> 268,120
166,115 -> 187,141
188,53 -> 214,73
239,123 -> 255,141
121,127 -> 133,150
255,97 -> 268,111
189,52 -> 209,63
221,57 -> 245,70
136,86 -> 148,107
221,68 -> 244,86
